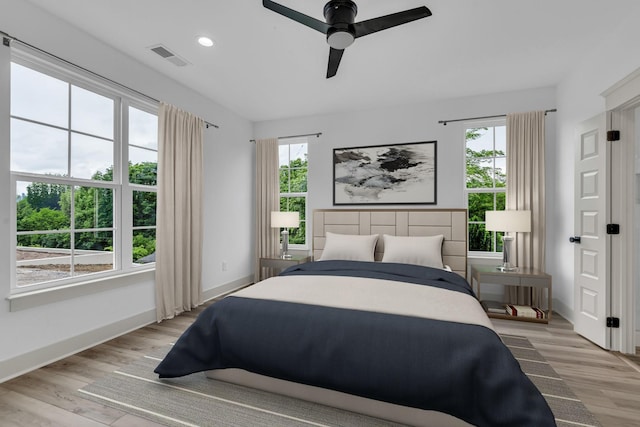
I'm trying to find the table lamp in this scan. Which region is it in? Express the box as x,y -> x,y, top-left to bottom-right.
485,210 -> 531,271
271,211 -> 300,258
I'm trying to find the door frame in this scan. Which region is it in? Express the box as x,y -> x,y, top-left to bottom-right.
602,68 -> 640,354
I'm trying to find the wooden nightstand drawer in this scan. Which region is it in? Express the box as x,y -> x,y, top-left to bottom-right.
480,274 -> 520,286
520,277 -> 550,287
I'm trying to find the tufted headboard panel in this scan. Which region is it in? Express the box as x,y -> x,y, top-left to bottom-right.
312,209 -> 468,278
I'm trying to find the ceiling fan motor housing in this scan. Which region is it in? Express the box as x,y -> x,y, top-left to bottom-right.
324,0 -> 357,49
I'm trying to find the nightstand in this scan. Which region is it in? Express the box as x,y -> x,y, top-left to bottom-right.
259,254 -> 311,281
470,265 -> 552,323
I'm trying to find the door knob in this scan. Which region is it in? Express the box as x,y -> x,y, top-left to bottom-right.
569,236 -> 581,243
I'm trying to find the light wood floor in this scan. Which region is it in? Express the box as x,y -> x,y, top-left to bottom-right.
1,302 -> 639,427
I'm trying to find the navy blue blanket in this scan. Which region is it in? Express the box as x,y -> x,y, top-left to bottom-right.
155,261 -> 555,427
280,259 -> 475,296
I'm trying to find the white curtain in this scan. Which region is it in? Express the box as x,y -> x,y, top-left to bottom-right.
506,110 -> 546,305
155,102 -> 204,322
255,138 -> 280,282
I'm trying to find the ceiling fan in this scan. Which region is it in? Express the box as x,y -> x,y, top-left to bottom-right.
263,0 -> 432,78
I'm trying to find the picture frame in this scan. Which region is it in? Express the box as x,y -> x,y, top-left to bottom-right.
333,140 -> 437,205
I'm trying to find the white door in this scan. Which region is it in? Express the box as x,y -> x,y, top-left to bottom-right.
573,114 -> 610,349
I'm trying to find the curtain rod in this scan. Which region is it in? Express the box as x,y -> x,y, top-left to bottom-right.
1,32 -> 220,129
438,109 -> 557,125
250,132 -> 322,142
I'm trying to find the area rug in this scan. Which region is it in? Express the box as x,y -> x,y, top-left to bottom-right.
78,335 -> 602,427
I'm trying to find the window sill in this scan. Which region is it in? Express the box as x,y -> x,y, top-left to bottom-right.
6,268 -> 155,312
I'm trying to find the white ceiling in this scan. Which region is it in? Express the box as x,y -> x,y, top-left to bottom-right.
23,0 -> 640,122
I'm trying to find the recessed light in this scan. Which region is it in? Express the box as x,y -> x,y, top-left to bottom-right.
197,36 -> 214,47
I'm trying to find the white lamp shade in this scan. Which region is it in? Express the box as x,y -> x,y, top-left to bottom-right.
485,210 -> 531,233
271,211 -> 300,228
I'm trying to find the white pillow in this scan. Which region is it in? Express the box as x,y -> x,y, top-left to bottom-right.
318,232 -> 379,262
381,234 -> 444,269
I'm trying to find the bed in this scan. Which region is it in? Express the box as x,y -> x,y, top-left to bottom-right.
154,209 -> 555,427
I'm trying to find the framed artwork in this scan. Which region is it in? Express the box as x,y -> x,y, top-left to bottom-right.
333,141 -> 437,205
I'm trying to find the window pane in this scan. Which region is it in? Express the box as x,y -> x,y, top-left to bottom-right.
129,107 -> 158,150
129,155 -> 157,186
496,192 -> 506,210
16,241 -> 72,286
466,127 -> 491,153
289,167 -> 307,192
495,125 -> 506,153
17,181 -> 71,232
11,119 -> 68,175
279,144 -> 289,167
133,191 -> 157,227
468,192 -> 494,222
73,231 -> 114,277
74,186 -> 113,229
468,223 -> 493,252
74,230 -> 113,252
133,229 -> 156,264
70,133 -> 113,180
279,168 -> 290,192
494,157 -> 506,187
71,85 -> 114,139
466,158 -> 494,188
11,63 -> 68,127
289,221 -> 306,245
289,143 -> 307,162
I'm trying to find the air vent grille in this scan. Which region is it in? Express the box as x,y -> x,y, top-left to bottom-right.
148,44 -> 190,67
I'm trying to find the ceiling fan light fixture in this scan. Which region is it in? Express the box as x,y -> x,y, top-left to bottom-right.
327,30 -> 354,49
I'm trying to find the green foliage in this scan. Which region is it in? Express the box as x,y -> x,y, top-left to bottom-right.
129,161 -> 157,186
133,230 -> 156,262
280,156 -> 308,245
466,127 -> 505,252
16,163 -> 157,259
25,181 -> 67,210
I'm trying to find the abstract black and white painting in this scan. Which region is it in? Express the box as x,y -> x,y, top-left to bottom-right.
333,141 -> 437,205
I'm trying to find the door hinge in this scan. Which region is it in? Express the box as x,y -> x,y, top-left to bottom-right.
606,224 -> 620,234
607,130 -> 620,141
606,317 -> 620,328
2,37 -> 10,47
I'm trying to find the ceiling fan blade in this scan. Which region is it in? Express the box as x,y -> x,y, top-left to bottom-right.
353,6 -> 432,38
327,47 -> 344,78
263,0 -> 330,34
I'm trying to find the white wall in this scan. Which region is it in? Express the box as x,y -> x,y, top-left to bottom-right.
255,87 -> 556,212
0,0 -> 254,381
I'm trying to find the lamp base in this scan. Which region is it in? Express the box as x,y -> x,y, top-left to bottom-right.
496,264 -> 518,272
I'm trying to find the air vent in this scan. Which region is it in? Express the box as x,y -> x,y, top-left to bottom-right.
148,44 -> 190,67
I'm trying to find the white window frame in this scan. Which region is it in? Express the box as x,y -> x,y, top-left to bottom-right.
278,138 -> 309,250
9,47 -> 157,294
463,118 -> 507,256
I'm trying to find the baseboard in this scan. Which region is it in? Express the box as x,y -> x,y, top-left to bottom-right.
0,309 -> 156,384
202,275 -> 253,302
0,275 -> 253,384
551,298 -> 573,324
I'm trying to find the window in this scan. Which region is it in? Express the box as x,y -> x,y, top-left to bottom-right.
10,56 -> 157,291
279,139 -> 308,247
465,121 -> 506,253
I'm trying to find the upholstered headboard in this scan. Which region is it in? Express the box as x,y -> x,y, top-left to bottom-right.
312,209 -> 467,277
